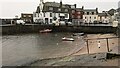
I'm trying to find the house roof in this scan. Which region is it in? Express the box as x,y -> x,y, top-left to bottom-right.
36,2 -> 74,13
71,8 -> 83,11
44,2 -> 70,8
98,13 -> 108,16
84,9 -> 97,12
36,6 -> 40,13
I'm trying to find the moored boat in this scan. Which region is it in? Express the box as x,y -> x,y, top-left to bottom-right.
40,29 -> 52,33
73,33 -> 84,36
62,37 -> 74,41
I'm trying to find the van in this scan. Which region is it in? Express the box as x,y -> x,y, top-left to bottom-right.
16,20 -> 25,25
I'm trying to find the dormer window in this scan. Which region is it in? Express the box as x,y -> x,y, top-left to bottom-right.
23,15 -> 26,17
87,12 -> 89,15
49,7 -> 53,10
65,9 -> 68,12
92,12 -> 94,15
28,15 -> 31,17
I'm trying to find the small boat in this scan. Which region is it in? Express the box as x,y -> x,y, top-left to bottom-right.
78,33 -> 84,36
73,33 -> 84,36
62,37 -> 74,41
40,29 -> 52,33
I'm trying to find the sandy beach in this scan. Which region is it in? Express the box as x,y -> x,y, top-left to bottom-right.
22,34 -> 119,66
73,34 -> 118,55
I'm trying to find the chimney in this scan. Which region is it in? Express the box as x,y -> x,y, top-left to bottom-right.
96,8 -> 98,13
82,6 -> 84,9
74,4 -> 76,8
96,8 -> 98,11
60,0 -> 62,8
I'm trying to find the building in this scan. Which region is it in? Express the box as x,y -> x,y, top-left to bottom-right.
21,13 -> 33,24
83,8 -> 98,23
114,8 -> 120,22
70,6 -> 84,25
33,0 -> 76,25
98,12 -> 110,23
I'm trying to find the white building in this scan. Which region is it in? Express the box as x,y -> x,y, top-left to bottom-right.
98,12 -> 110,23
83,8 -> 98,23
33,0 -> 75,25
114,9 -> 120,22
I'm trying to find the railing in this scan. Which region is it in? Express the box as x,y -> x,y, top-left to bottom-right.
85,37 -> 118,54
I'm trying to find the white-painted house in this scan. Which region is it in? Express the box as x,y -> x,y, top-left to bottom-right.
83,8 -> 98,23
33,0 -> 73,25
98,12 -> 110,23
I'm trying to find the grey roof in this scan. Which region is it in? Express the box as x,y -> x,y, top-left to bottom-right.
44,2 -> 70,8
36,6 -> 40,13
98,13 -> 108,16
72,8 -> 83,11
36,2 -> 74,13
84,9 -> 97,12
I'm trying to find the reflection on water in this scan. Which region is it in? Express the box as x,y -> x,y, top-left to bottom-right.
2,33 -> 85,66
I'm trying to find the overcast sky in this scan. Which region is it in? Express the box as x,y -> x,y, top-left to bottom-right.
0,0 -> 120,18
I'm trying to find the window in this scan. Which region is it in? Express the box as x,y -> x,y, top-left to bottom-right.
72,10 -> 75,13
94,17 -> 96,19
49,7 -> 53,10
50,19 -> 52,23
117,17 -> 119,19
78,16 -> 80,18
92,12 -> 94,15
72,15 -> 74,18
83,12 -> 84,14
50,13 -> 52,17
44,13 -> 45,17
23,15 -> 26,17
28,15 -> 31,17
71,5 -> 75,8
87,12 -> 89,15
78,12 -> 81,14
54,13 -> 56,17
90,16 -> 91,19
34,13 -> 36,17
65,14 -> 68,18
85,17 -> 87,19
65,9 -> 68,12
58,8 -> 61,11
38,14 -> 39,17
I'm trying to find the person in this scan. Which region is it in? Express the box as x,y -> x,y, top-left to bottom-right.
98,41 -> 101,48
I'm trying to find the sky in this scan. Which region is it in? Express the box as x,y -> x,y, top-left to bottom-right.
0,0 -> 120,18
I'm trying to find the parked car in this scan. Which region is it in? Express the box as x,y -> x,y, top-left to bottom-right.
16,20 -> 25,25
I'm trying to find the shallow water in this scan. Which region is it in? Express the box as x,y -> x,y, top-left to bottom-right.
2,33 -> 85,66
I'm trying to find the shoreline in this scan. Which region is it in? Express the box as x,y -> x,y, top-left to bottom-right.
22,34 -> 119,66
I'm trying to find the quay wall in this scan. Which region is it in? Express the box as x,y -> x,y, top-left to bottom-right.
1,25 -> 117,35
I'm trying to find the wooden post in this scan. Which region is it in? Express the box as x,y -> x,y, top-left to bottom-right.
86,40 -> 89,54
106,38 -> 110,52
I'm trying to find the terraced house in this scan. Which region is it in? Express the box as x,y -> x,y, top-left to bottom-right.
98,12 -> 110,23
33,0 -> 76,25
83,8 -> 98,23
70,6 -> 84,25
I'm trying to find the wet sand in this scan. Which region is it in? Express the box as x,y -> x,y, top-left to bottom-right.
25,34 -> 119,66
